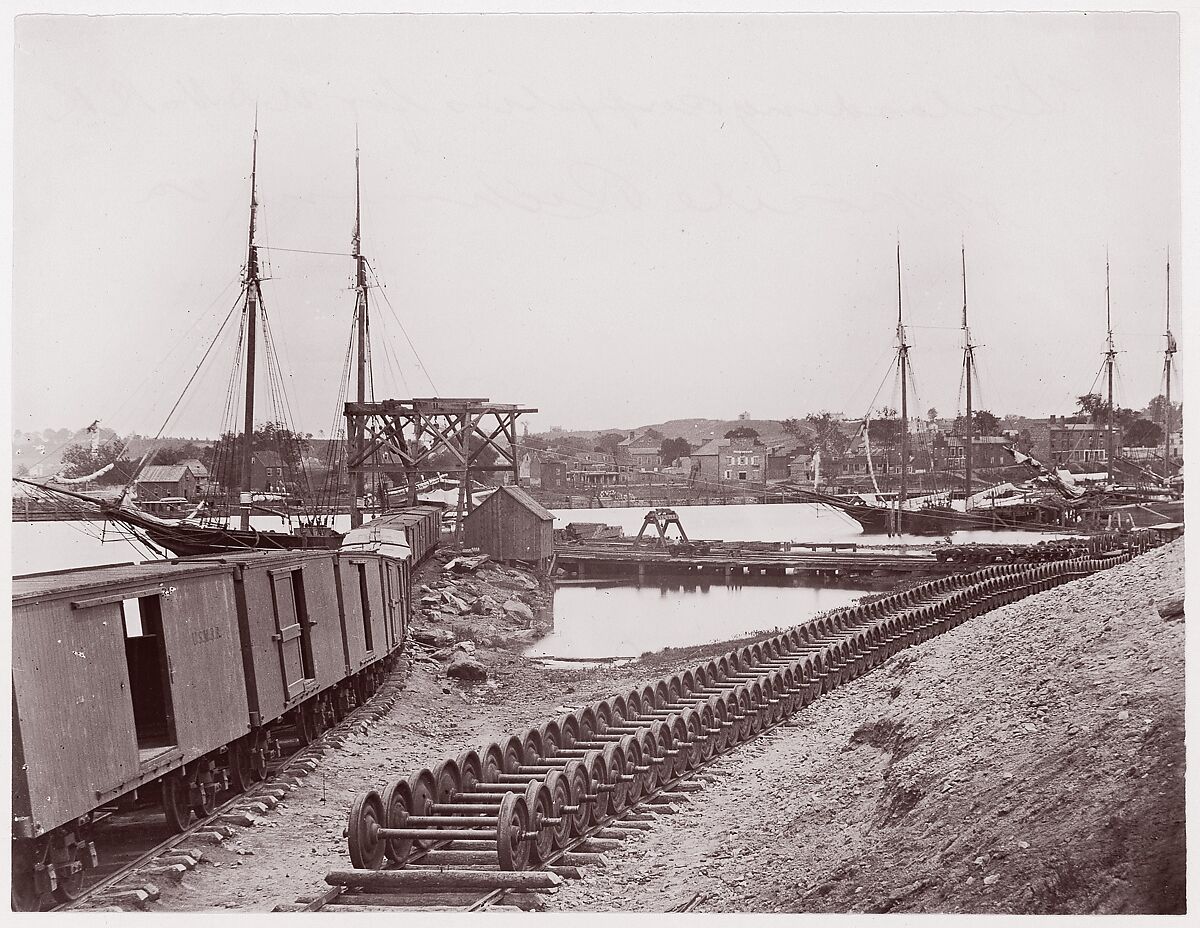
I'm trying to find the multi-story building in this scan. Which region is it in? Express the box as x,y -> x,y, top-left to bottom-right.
617,431 -> 662,473
1030,416 -> 1122,466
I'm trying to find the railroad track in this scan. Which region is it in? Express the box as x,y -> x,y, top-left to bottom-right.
282,541 -> 1147,913
56,663 -> 411,912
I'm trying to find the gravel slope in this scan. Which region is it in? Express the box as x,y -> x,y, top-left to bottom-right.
546,539 -> 1185,914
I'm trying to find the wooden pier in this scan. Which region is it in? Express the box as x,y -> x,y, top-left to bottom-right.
553,541 -> 957,583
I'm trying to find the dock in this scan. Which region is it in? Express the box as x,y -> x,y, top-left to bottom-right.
553,541 -> 957,583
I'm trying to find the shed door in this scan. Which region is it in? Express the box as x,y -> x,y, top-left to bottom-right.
269,568 -> 309,699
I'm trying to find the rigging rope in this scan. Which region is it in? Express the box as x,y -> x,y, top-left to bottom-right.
365,261 -> 440,395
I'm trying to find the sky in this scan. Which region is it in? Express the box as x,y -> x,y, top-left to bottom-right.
10,9 -> 1184,438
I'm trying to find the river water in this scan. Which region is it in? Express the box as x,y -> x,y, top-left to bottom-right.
12,502 -> 1070,658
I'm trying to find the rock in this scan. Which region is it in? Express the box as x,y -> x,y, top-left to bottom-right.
412,628 -> 456,648
454,640 -> 476,654
446,655 -> 488,681
444,554 -> 491,573
983,874 -> 1000,886
1156,590 -> 1184,620
432,647 -> 454,661
502,599 -> 535,622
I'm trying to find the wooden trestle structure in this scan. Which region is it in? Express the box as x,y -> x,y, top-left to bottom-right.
344,398 -> 538,543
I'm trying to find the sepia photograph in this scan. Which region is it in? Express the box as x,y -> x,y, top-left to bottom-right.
7,2 -> 1188,916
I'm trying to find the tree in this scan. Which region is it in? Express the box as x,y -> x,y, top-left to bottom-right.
205,422 -> 310,491
781,418 -> 807,440
1124,419 -> 1163,448
148,441 -> 207,466
926,408 -> 938,422
60,439 -> 126,478
805,412 -> 851,458
426,435 -> 502,472
1076,393 -> 1106,424
868,408 -> 901,449
1144,394 -> 1183,431
724,426 -> 760,441
642,427 -> 665,442
58,439 -> 139,485
954,409 -> 1001,436
593,432 -> 626,456
659,437 -> 692,466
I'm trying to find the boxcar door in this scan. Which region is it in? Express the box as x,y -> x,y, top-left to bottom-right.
269,567 -> 310,700
380,562 -> 398,651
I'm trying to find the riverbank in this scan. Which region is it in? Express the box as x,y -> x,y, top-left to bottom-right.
105,539 -> 1181,913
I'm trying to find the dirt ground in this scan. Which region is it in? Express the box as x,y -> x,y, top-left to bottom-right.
135,540 -> 1182,914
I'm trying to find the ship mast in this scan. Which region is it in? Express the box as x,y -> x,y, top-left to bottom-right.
239,118 -> 261,531
1163,250 -> 1175,478
349,132 -> 370,530
1104,254 -> 1116,485
896,242 -> 909,534
961,244 -> 974,507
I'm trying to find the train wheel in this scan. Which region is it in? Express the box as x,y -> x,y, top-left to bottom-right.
227,738 -> 255,793
11,843 -> 43,911
495,793 -> 529,872
50,843 -> 85,905
294,704 -> 316,747
332,689 -> 349,724
249,731 -> 269,782
192,764 -> 218,819
162,773 -> 192,833
347,790 -> 386,870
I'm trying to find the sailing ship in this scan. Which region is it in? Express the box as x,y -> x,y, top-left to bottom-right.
22,124 -> 382,557
793,245 -> 1008,535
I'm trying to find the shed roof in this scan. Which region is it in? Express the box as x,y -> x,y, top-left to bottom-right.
479,485 -> 555,522
136,464 -> 194,483
692,438 -> 729,457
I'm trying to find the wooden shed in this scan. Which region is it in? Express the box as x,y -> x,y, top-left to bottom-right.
463,485 -> 555,572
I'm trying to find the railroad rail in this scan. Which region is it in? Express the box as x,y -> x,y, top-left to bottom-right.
58,665 -> 410,912
282,536 -> 1149,912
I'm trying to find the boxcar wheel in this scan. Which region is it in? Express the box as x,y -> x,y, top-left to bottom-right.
294,704 -> 315,747
50,844 -> 85,904
192,766 -> 218,819
162,773 -> 192,833
10,843 -> 43,911
346,790 -> 386,870
227,738 -> 255,793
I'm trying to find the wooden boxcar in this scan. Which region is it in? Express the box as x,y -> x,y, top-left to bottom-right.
373,504 -> 443,564
12,560 -> 250,904
11,511 -> 424,909
336,550 -> 408,679
187,551 -> 353,746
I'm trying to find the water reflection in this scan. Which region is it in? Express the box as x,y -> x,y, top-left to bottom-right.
527,580 -> 874,660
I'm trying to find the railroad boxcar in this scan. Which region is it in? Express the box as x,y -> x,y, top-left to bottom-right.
11,511 -> 425,909
12,560 -> 251,907
185,550 -> 362,770
374,503 -> 443,564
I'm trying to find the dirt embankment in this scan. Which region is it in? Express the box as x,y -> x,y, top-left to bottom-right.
548,539 -> 1186,915
146,541 -> 1182,913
